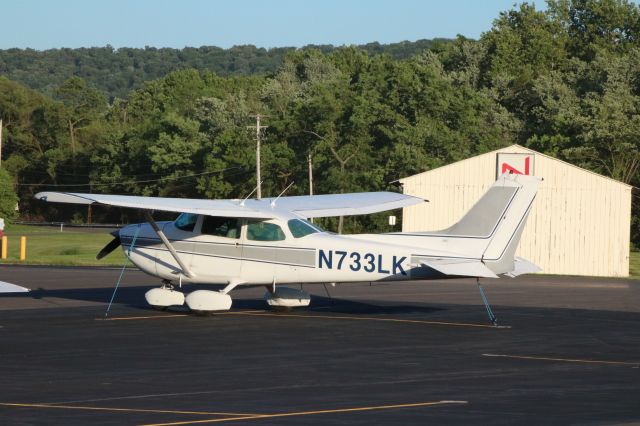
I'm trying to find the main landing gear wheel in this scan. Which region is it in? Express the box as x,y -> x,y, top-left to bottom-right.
185,290 -> 232,314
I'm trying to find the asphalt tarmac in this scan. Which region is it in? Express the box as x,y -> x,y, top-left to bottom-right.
0,265 -> 639,425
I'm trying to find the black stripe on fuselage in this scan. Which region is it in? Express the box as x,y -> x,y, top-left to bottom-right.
122,245 -> 317,269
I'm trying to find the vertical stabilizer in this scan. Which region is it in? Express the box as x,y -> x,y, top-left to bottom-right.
477,174 -> 540,274
412,173 -> 540,276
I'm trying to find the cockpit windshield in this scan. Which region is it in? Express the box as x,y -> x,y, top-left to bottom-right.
287,219 -> 324,238
247,221 -> 286,241
174,213 -> 198,232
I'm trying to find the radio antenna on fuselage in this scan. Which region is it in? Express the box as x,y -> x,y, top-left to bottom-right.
239,181 -> 262,206
271,181 -> 295,208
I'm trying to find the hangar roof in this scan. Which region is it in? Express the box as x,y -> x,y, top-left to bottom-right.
398,144 -> 632,189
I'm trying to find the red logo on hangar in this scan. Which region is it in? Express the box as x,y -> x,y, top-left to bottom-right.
496,153 -> 535,178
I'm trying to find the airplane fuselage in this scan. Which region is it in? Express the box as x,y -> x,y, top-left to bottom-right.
120,217 -> 458,286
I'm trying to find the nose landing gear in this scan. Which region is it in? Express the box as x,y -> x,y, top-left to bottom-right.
145,281 -> 185,310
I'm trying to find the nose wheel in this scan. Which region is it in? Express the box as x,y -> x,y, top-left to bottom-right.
145,283 -> 185,310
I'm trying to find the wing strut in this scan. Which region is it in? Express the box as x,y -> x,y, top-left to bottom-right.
144,211 -> 195,278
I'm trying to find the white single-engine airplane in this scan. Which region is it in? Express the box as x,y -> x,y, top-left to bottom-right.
35,173 -> 540,323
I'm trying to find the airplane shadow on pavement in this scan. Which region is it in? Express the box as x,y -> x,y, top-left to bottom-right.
1,284 -> 446,316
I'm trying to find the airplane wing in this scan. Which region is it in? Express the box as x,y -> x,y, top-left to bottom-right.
419,258 -> 499,278
263,192 -> 426,218
0,281 -> 30,293
35,192 -> 275,219
35,191 -> 425,219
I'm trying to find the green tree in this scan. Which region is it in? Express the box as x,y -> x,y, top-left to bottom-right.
549,0 -> 640,60
0,168 -> 18,222
54,77 -> 107,158
0,40 -> 451,99
562,49 -> 640,183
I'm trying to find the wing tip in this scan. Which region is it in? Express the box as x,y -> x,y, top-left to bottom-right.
0,281 -> 31,293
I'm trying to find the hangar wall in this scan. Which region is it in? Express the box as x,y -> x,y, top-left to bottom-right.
399,145 -> 632,277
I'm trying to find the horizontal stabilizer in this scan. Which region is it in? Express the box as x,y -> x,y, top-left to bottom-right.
419,259 -> 499,278
504,257 -> 542,277
0,281 -> 30,293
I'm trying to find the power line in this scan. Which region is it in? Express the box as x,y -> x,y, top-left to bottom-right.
16,169 -> 192,179
16,166 -> 242,187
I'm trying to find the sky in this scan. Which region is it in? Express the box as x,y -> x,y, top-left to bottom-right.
1,0 -> 541,50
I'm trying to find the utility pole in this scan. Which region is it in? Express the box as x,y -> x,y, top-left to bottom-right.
0,119 -> 3,169
248,114 -> 267,199
308,152 -> 314,223
308,152 -> 313,196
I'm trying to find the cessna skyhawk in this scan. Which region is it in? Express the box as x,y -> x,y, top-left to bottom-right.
35,173 -> 540,321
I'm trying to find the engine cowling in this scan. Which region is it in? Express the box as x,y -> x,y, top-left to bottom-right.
265,286 -> 311,309
185,290 -> 232,313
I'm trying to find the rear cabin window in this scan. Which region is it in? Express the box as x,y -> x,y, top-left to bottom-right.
247,221 -> 286,241
287,219 -> 320,238
174,213 -> 198,232
201,216 -> 241,239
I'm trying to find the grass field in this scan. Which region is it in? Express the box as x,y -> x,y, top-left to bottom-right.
630,251 -> 640,277
0,224 -> 125,266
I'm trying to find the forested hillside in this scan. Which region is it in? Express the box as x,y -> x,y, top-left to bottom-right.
0,39 -> 445,99
1,0 -> 640,242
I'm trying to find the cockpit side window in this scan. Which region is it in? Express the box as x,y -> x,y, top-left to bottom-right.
246,221 -> 286,241
201,216 -> 241,239
174,213 -> 198,232
287,219 -> 320,238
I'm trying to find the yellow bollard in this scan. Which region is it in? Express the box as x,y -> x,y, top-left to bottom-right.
1,236 -> 6,259
20,236 -> 26,261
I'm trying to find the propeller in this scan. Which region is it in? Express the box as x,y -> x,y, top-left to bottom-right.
96,230 -> 122,260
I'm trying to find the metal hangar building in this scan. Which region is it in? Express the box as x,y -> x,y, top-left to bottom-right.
398,144 -> 632,277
